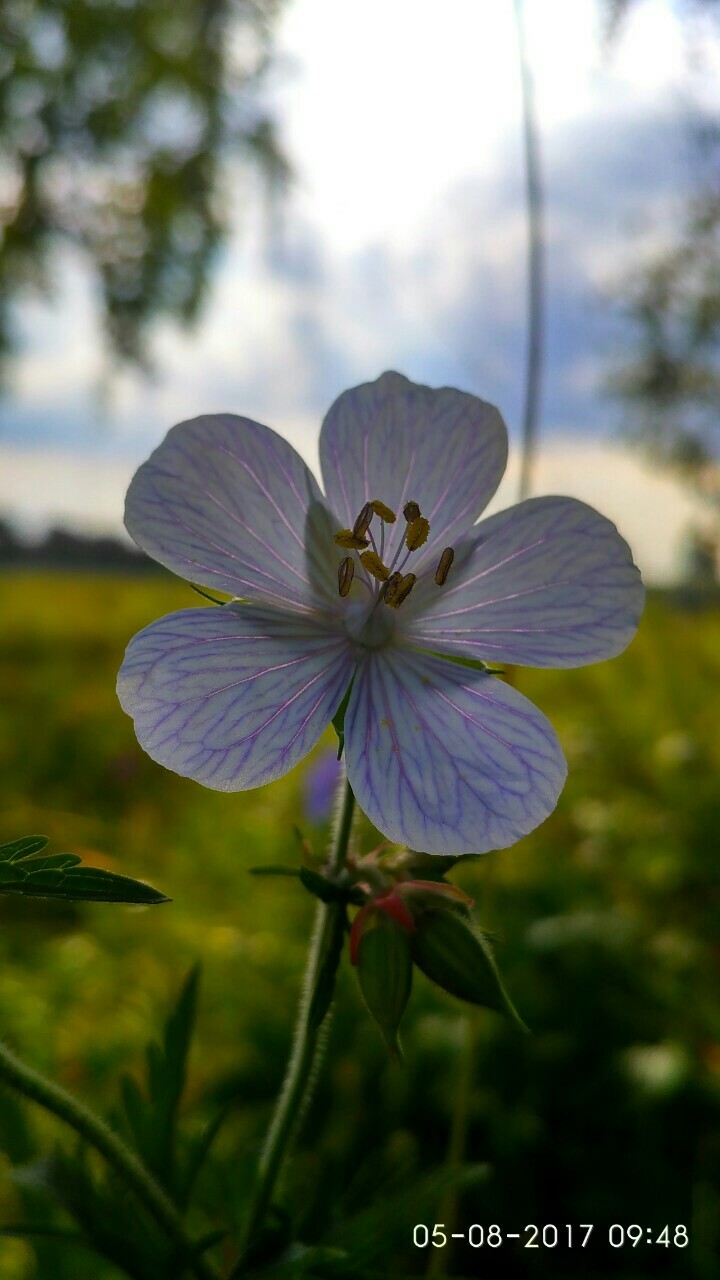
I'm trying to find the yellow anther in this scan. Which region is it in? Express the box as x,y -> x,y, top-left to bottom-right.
360,550 -> 390,582
387,572 -> 417,608
370,499 -> 397,523
405,516 -> 430,551
403,500 -> 421,522
334,528 -> 370,550
338,556 -> 355,597
383,571 -> 403,606
352,501 -> 374,539
434,546 -> 455,586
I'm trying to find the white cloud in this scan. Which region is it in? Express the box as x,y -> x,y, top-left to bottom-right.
487,436 -> 706,584
1,0 -> 716,577
0,435 -> 705,585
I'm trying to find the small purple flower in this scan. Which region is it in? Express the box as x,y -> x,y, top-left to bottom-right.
304,749 -> 343,824
117,372 -> 643,856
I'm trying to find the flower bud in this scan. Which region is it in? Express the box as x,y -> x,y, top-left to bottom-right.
411,908 -> 528,1032
355,910 -> 413,1059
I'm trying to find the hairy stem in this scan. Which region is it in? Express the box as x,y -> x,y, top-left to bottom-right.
0,1040 -> 220,1280
235,775 -> 356,1271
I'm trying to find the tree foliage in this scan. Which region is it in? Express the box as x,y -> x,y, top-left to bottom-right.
604,0 -> 720,508
609,187 -> 720,486
0,0 -> 286,371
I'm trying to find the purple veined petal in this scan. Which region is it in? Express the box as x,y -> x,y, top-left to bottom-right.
318,371 -> 508,566
125,413 -> 338,614
344,648 -> 567,856
405,496 -> 644,668
117,604 -> 354,790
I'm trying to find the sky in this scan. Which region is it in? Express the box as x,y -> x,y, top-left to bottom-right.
1,0 -> 718,581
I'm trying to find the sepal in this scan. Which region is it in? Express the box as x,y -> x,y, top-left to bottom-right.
411,907 -> 528,1033
355,910 -> 413,1060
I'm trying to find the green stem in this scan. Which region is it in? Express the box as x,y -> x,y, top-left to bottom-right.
513,0 -> 545,503
236,776 -> 356,1270
0,1040 -> 220,1280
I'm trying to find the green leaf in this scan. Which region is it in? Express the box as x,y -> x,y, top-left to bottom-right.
0,865 -> 170,904
331,679 -> 355,760
0,834 -> 169,903
299,867 -> 363,907
117,965 -> 220,1211
21,852 -> 83,871
190,583 -> 228,605
0,835 -> 48,863
323,1163 -> 489,1268
40,1147 -> 169,1280
0,1224 -> 88,1243
145,964 -> 201,1188
175,1109 -> 227,1211
414,648 -> 505,675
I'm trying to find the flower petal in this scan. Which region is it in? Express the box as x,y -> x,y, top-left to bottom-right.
344,649 -> 566,855
117,604 -> 354,790
319,372 -> 508,561
125,414 -> 334,613
406,496 -> 644,667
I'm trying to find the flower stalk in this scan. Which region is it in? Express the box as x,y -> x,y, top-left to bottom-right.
235,774 -> 356,1271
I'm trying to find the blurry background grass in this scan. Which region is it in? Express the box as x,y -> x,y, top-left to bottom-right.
0,570 -> 719,1279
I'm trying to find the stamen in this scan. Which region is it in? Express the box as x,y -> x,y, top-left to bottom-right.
385,571 -> 416,609
360,550 -> 390,582
434,546 -> 455,586
405,516 -> 430,551
370,499 -> 397,523
383,571 -> 403,606
403,500 -> 421,522
334,528 -> 370,550
352,502 -> 374,540
338,556 -> 355,597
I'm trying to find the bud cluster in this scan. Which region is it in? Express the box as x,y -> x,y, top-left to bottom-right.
348,848 -> 527,1058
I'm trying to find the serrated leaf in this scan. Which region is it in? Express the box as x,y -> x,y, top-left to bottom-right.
176,1108 -> 227,1211
0,837 -> 169,903
158,965 -> 200,1153
42,1148 -> 169,1280
120,1073 -> 147,1153
121,965 -> 201,1196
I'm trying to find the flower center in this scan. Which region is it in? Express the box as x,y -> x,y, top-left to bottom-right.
342,598 -> 396,650
332,497 -> 455,627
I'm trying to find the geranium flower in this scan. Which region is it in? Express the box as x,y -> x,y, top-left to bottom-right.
117,371 -> 643,855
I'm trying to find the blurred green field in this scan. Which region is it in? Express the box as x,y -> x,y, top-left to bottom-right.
0,571 -> 719,1279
